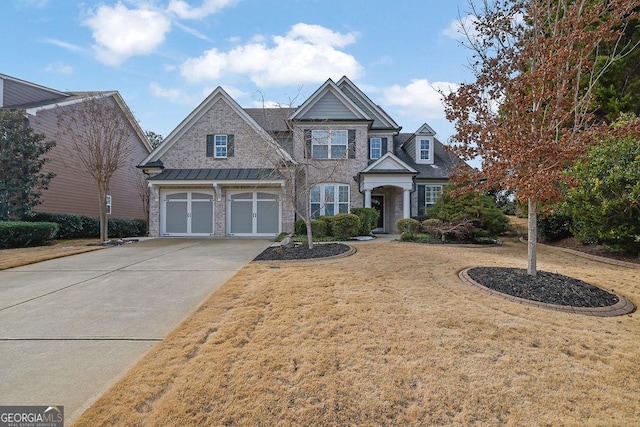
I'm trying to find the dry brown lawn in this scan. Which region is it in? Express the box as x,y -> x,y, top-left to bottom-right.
0,238 -> 103,270
74,239 -> 639,426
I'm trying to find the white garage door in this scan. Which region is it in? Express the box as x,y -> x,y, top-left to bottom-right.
228,191 -> 280,236
162,191 -> 214,236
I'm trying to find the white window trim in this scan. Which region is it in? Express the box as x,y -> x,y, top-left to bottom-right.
105,195 -> 112,215
369,137 -> 382,160
312,129 -> 348,159
310,183 -> 350,218
424,185 -> 443,207
416,137 -> 434,164
214,134 -> 227,158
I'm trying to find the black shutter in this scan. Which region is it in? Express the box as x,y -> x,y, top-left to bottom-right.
367,138 -> 371,159
227,134 -> 234,157
348,129 -> 356,159
418,185 -> 425,214
304,129 -> 311,158
206,135 -> 214,157
381,137 -> 388,155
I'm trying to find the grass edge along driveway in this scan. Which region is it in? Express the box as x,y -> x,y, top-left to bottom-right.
74,239 -> 639,426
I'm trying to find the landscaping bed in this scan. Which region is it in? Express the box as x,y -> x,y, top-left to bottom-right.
466,266 -> 620,307
253,242 -> 351,261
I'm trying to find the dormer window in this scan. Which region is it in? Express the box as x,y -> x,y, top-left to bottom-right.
416,137 -> 433,164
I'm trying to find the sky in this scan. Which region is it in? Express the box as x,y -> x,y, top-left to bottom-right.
2,0 -> 477,146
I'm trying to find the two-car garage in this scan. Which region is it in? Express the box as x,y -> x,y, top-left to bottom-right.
149,168 -> 286,238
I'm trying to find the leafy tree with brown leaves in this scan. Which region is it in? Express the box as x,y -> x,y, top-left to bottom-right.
58,94 -> 135,241
444,0 -> 640,276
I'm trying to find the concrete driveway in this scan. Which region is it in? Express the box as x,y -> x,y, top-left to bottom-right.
0,238 -> 270,423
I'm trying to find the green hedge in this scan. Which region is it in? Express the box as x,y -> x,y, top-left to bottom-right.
0,221 -> 59,248
331,213 -> 361,239
25,212 -> 147,239
350,207 -> 378,235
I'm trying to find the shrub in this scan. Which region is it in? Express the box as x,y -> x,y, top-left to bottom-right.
294,219 -> 307,235
310,220 -> 328,237
0,221 -> 58,248
331,213 -> 361,239
350,207 -> 378,235
537,209 -> 572,242
397,218 -> 420,236
26,212 -> 83,239
23,212 -> 146,239
316,216 -> 334,236
421,218 -> 443,229
427,187 -> 509,239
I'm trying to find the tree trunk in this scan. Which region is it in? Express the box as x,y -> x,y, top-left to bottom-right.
305,218 -> 314,250
98,186 -> 108,242
527,198 -> 537,277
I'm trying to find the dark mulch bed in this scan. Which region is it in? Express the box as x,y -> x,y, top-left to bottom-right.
467,267 -> 619,308
253,243 -> 351,261
548,237 -> 639,265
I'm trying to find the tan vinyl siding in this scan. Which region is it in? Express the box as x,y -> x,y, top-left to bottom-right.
2,78 -> 64,107
29,100 -> 149,220
302,91 -> 359,120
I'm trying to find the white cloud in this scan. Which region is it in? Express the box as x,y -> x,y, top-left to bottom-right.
174,22 -> 213,42
150,82 -> 197,105
16,0 -> 49,8
180,23 -> 361,87
42,38 -> 86,54
84,3 -> 171,66
382,79 -> 459,121
167,0 -> 238,19
44,62 -> 73,74
442,15 -> 479,42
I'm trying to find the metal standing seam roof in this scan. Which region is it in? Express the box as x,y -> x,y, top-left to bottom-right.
148,168 -> 284,181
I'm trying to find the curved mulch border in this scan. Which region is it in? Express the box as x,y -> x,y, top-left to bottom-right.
519,237 -> 640,269
252,244 -> 356,263
459,267 -> 636,317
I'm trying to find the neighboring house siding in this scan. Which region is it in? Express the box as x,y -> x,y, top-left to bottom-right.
303,92 -> 360,120
2,78 -> 62,107
29,99 -> 149,220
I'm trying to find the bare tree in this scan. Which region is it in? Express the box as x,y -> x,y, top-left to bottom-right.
249,97 -> 352,249
58,94 -> 134,241
444,0 -> 640,276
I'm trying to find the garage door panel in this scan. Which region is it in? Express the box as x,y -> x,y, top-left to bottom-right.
257,199 -> 278,234
166,200 -> 188,234
230,200 -> 253,234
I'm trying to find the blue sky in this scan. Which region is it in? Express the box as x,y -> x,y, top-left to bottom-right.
2,0 -> 475,143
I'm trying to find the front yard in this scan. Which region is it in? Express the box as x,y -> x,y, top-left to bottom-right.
72,237 -> 640,426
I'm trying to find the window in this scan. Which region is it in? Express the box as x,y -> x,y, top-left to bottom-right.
424,185 -> 442,207
310,184 -> 350,218
105,195 -> 112,215
369,137 -> 382,160
214,135 -> 227,158
206,134 -> 234,158
419,138 -> 431,161
312,130 -> 348,159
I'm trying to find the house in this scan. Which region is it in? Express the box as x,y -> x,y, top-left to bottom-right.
0,73 -> 151,220
138,77 -> 464,237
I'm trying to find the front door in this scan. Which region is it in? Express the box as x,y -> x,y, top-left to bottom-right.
228,191 -> 280,236
371,195 -> 384,233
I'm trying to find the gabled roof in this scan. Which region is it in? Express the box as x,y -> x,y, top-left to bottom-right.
0,73 -> 69,107
360,152 -> 417,174
394,133 -> 464,180
415,123 -> 437,135
245,107 -> 295,132
289,78 -> 370,122
336,76 -> 400,131
7,89 -> 152,153
141,87 -> 292,165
